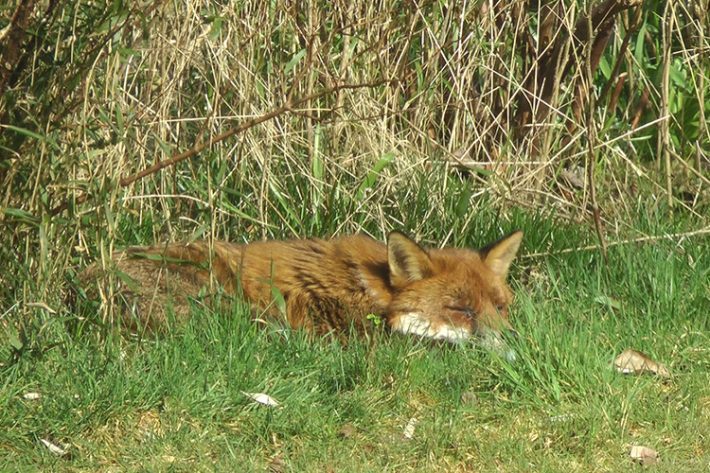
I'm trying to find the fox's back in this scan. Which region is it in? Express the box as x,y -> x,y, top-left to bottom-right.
235,234 -> 391,310
82,235 -> 393,332
79,231 -> 522,345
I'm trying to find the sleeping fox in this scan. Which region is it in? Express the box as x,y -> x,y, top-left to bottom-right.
80,231 -> 522,347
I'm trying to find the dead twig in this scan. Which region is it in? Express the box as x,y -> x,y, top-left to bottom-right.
630,88 -> 650,130
0,0 -> 38,97
521,226 -> 710,259
599,6 -> 643,104
582,7 -> 610,265
50,78 -> 396,216
513,0 -> 643,145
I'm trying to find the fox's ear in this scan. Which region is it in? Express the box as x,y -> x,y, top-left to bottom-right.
387,232 -> 433,286
481,231 -> 523,279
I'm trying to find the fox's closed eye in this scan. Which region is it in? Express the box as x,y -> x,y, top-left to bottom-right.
446,305 -> 475,317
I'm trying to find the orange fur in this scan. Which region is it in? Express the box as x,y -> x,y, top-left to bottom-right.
80,231 -> 523,343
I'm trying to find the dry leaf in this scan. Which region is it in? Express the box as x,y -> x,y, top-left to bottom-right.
26,302 -> 56,314
338,423 -> 357,439
549,413 -> 576,423
23,392 -> 41,400
403,417 -> 418,439
40,438 -> 68,456
137,410 -> 162,439
630,445 -> 659,465
461,390 -> 478,406
614,349 -> 670,377
268,453 -> 286,473
560,166 -> 586,189
242,392 -> 280,407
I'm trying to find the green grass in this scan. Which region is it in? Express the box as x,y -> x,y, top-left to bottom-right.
1,1 -> 708,470
1,210 -> 708,472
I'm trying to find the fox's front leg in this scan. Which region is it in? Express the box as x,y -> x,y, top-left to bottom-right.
283,291 -> 357,336
284,292 -> 315,332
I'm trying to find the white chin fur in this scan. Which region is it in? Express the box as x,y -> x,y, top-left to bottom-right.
393,313 -> 518,362
392,312 -> 471,343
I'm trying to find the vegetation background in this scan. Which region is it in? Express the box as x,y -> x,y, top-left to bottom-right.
0,0 -> 708,471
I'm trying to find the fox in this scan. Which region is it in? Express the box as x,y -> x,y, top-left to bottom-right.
80,231 -> 522,348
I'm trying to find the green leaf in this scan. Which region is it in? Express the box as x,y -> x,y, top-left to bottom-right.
634,22 -> 647,65
128,252 -> 207,269
3,208 -> 40,225
366,313 -> 383,327
454,184 -> 473,218
118,47 -> 140,58
217,198 -> 278,229
209,16 -> 224,40
7,327 -> 23,351
190,224 -> 209,241
115,106 -> 124,135
598,56 -> 611,80
284,49 -> 306,75
670,59 -> 687,89
312,124 -> 323,180
311,124 -> 324,220
270,285 -> 287,317
356,153 -> 395,201
268,180 -> 301,226
594,295 -> 621,310
115,269 -> 141,293
3,125 -> 45,142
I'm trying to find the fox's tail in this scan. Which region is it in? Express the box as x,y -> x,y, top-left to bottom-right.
77,241 -> 240,331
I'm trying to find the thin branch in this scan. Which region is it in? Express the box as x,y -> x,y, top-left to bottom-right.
520,226 -> 710,259
50,78 -> 396,216
512,0 -> 643,143
599,5 -> 643,103
0,0 -> 38,96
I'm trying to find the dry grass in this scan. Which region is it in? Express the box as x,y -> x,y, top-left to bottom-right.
0,0 -> 708,374
1,5 -> 709,471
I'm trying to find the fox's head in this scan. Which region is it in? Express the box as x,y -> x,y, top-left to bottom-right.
385,231 -> 522,352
